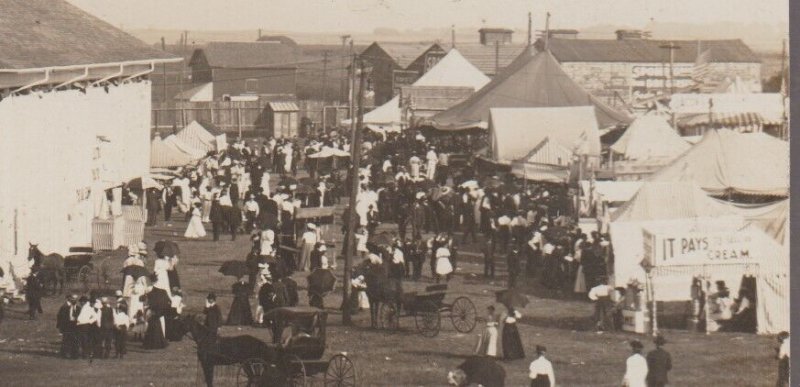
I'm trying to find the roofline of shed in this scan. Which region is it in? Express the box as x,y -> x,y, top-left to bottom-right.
0,57 -> 183,74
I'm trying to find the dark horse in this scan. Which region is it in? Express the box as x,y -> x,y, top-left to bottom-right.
360,259 -> 403,329
182,315 -> 279,387
28,244 -> 65,294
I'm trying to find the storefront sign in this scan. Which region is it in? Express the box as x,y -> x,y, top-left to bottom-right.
392,70 -> 420,90
423,51 -> 446,72
643,229 -> 754,265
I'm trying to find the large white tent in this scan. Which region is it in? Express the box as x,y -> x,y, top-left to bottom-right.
649,129 -> 789,197
150,136 -> 197,168
163,134 -> 208,160
610,115 -> 690,161
488,106 -> 600,165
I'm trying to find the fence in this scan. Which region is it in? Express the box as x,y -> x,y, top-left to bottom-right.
152,99 -> 346,137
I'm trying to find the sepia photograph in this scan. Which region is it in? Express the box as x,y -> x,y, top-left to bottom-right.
0,0 -> 790,385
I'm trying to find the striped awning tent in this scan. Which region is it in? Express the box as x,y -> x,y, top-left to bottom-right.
677,111 -> 783,130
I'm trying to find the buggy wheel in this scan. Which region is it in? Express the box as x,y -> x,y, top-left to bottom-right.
414,301 -> 441,337
287,355 -> 307,387
237,358 -> 268,387
379,303 -> 398,330
78,265 -> 95,292
324,354 -> 356,387
450,297 -> 477,333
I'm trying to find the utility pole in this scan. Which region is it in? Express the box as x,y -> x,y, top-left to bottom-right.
161,37 -> 167,102
527,12 -> 532,46
349,40 -> 355,121
340,35 -> 351,102
322,51 -> 329,104
659,42 -> 680,94
342,56 -> 368,326
451,25 -> 456,49
544,12 -> 551,50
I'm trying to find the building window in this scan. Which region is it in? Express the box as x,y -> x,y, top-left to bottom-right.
245,78 -> 258,93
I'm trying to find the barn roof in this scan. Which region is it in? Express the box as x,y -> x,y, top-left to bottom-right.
542,38 -> 760,63
0,0 -> 178,70
456,43 -> 527,76
361,42 -> 442,68
189,41 -> 301,69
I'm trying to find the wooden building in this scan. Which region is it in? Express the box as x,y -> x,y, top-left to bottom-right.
266,101 -> 300,138
188,42 -> 299,100
359,42 -> 446,106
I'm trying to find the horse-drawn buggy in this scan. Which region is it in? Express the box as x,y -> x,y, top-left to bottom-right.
378,284 -> 478,337
187,307 -> 355,387
28,244 -> 112,294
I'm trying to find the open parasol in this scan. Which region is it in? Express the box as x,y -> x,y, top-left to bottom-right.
307,269 -> 337,295
154,240 -> 180,258
369,232 -> 395,247
120,265 -> 150,280
459,180 -> 479,189
219,261 -> 249,278
127,176 -> 163,191
495,288 -> 529,309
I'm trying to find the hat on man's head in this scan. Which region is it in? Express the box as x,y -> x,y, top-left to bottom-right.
536,345 -> 547,354
654,335 -> 666,346
630,340 -> 644,351
206,292 -> 216,301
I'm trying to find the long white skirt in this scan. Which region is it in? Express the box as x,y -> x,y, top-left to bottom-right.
184,215 -> 206,238
435,257 -> 453,276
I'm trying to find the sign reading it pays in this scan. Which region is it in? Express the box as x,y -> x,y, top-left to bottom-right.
644,230 -> 754,265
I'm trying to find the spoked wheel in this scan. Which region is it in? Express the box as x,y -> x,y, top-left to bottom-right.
415,300 -> 441,337
286,355 -> 307,387
450,297 -> 478,333
379,303 -> 398,330
324,353 -> 356,387
236,358 -> 268,387
78,265 -> 95,292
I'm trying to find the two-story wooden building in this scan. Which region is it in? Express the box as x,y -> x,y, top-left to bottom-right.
359,42 -> 447,106
188,41 -> 299,100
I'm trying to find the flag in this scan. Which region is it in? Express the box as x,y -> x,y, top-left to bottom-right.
692,48 -> 713,88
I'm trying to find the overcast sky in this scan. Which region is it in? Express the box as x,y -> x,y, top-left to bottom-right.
67,0 -> 787,33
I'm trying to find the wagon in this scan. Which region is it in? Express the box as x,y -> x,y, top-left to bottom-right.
237,307 -> 356,387
63,247 -> 99,291
380,284 -> 477,337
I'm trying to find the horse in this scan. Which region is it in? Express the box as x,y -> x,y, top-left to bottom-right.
27,244 -> 65,294
182,314 -> 279,387
359,260 -> 403,329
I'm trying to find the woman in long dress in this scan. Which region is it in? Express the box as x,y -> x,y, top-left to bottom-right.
501,306 -> 525,360
184,203 -> 206,239
226,277 -> 254,326
153,257 -> 172,297
475,305 -> 500,357
142,284 -> 171,350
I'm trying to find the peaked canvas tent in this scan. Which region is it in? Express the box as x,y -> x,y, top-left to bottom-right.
610,115 -> 690,160
510,137 -> 574,182
649,129 -> 789,197
343,48 -> 491,130
177,120 -> 227,153
163,134 -> 207,160
489,106 -> 601,166
412,49 -> 491,89
428,48 -> 632,130
150,136 -> 197,168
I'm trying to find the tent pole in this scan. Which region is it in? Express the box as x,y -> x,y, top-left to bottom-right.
649,270 -> 658,336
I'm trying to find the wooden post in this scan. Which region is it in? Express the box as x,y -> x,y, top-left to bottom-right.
237,107 -> 243,139
210,105 -> 215,125
161,37 -> 168,102
322,51 -> 329,104
342,56 -> 367,326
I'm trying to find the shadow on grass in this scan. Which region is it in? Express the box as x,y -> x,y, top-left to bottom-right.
399,349 -> 472,360
518,314 -> 592,331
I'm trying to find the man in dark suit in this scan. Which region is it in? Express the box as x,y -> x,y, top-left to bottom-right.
203,293 -> 222,337
56,295 -> 79,359
646,335 -> 672,387
25,272 -> 44,320
209,197 -> 224,242
98,298 -> 115,358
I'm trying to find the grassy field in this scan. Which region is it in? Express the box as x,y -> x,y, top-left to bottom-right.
0,195 -> 779,386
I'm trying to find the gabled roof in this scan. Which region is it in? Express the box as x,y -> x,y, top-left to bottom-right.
0,0 -> 177,70
189,42 -> 300,69
429,48 -> 632,130
543,38 -> 760,63
268,102 -> 299,112
151,136 -> 197,168
611,181 -> 735,222
361,42 -> 442,68
456,43 -> 527,75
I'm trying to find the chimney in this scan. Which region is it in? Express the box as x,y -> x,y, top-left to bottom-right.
615,29 -> 643,40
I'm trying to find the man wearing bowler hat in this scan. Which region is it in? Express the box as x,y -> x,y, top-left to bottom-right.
646,335 -> 672,387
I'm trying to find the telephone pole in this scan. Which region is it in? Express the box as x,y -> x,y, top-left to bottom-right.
322,51 -> 329,104
659,42 -> 680,94
340,35 -> 351,102
161,37 -> 167,102
342,56 -> 368,326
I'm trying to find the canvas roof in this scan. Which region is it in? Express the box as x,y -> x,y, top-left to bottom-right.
610,114 -> 690,160
163,134 -> 207,160
544,38 -> 759,63
412,48 -> 491,90
489,106 -> 601,165
189,42 -> 300,69
428,48 -> 632,130
0,0 -> 178,70
611,181 -> 735,223
649,129 -> 789,197
177,120 -> 225,153
342,96 -> 402,128
150,137 -> 196,168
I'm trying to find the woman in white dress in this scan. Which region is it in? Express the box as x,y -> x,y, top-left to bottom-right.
128,276 -> 148,321
184,203 -> 206,239
153,256 -> 172,298
475,305 -> 500,357
435,242 -> 454,283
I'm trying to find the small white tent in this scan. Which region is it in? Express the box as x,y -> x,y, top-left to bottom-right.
610,115 -> 690,161
177,120 -> 227,153
150,136 -> 196,168
163,134 -> 207,160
